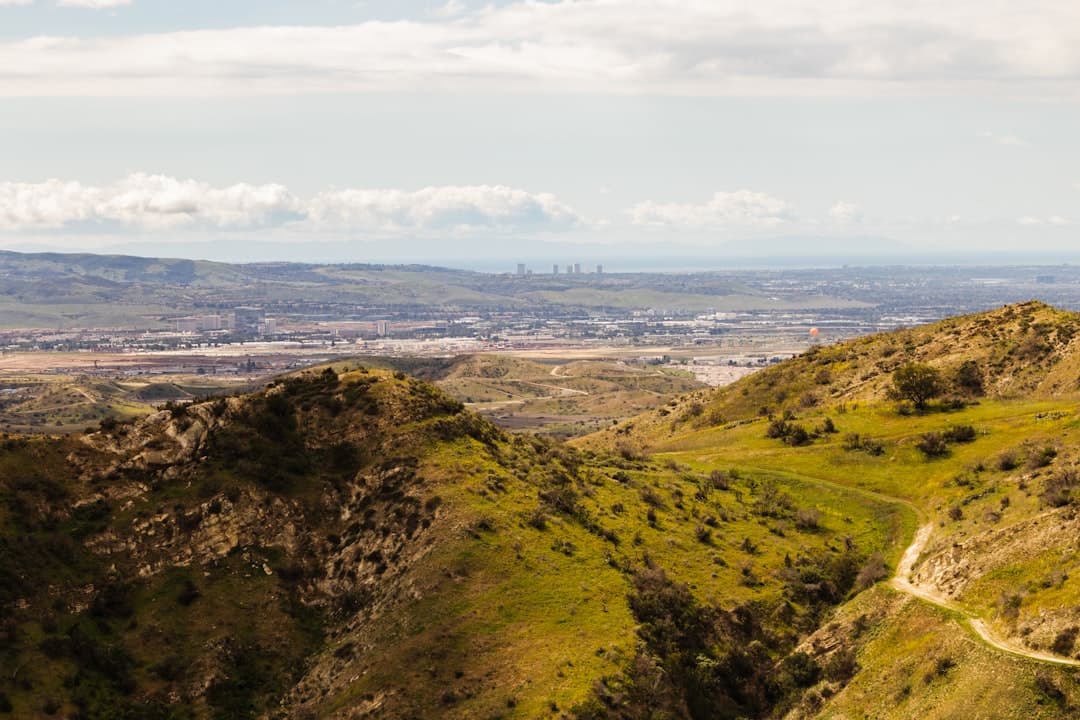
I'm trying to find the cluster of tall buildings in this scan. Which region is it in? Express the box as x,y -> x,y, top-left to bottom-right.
516,263 -> 603,277
174,306 -> 277,337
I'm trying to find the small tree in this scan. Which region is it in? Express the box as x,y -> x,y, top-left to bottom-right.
954,360 -> 984,395
892,363 -> 943,409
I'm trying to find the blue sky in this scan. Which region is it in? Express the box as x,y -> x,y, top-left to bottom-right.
0,0 -> 1077,267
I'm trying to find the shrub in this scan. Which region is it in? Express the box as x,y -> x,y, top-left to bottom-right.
997,450 -> 1021,471
795,508 -> 822,531
780,652 -> 821,688
1034,673 -> 1066,706
1028,446 -> 1057,469
842,433 -> 884,456
752,481 -> 795,518
1042,469 -> 1079,508
766,419 -> 790,439
784,424 -> 812,447
616,440 -> 650,462
707,470 -> 730,491
1051,626 -> 1079,656
916,432 -> 949,458
943,425 -> 976,443
824,647 -> 859,683
998,591 -> 1023,620
854,553 -> 888,592
177,579 -> 201,606
954,360 -> 984,395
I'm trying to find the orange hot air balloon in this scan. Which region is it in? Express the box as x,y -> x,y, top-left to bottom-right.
809,327 -> 820,338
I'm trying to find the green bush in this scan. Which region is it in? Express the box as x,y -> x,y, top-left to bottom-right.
916,432 -> 949,458
892,363 -> 943,409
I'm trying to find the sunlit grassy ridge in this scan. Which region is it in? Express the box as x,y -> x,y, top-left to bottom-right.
1,366 -> 898,719
576,300 -> 1080,717
8,301 -> 1080,718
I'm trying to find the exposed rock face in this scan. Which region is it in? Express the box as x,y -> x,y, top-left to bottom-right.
912,509 -> 1079,599
6,369 -> 474,718
912,505 -> 1080,653
87,491 -> 305,577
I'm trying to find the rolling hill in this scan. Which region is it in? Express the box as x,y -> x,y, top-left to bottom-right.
580,300 -> 1080,718
5,301 -> 1080,718
0,249 -> 868,330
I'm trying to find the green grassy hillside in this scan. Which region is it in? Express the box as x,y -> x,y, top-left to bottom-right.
8,302 -> 1080,718
0,366 -> 897,719
577,301 -> 1080,717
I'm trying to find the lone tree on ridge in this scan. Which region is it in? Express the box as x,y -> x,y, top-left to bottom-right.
892,363 -> 943,409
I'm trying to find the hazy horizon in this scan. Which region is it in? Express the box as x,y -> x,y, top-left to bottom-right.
1,1 -> 1077,262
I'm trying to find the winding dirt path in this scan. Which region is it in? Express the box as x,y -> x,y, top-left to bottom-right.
728,464 -> 1080,667
680,459 -> 1080,666
890,523 -> 1080,667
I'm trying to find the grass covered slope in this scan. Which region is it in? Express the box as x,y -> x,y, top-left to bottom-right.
12,299 -> 1080,719
436,354 -> 705,437
577,301 -> 1080,717
1,366 -> 898,719
0,374 -> 246,434
588,300 -> 1080,451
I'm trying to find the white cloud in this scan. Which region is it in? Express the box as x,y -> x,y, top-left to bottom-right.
430,0 -> 466,18
978,130 -> 1029,147
308,185 -> 582,233
0,174 -> 302,230
630,191 -> 795,229
1017,215 -> 1070,226
829,201 -> 863,224
57,0 -> 132,7
0,0 -> 1079,97
0,0 -> 33,5
0,175 -> 582,235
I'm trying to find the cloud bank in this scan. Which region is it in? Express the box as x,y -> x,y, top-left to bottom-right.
0,174 -> 303,230
631,191 -> 795,229
1,0 -> 1078,97
0,174 -> 583,235
57,0 -> 132,7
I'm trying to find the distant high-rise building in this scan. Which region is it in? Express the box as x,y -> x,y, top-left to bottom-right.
517,263 -> 526,276
552,264 -> 559,275
233,306 -> 265,336
573,263 -> 582,274
199,315 -> 224,331
566,264 -> 573,274
596,264 -> 604,274
376,320 -> 390,337
175,317 -> 200,333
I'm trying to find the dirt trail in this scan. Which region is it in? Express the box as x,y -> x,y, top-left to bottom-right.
890,523 -> 1080,667
672,459 -> 1080,666
517,380 -> 589,396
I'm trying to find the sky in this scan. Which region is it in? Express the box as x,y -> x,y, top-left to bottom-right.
0,0 -> 1078,270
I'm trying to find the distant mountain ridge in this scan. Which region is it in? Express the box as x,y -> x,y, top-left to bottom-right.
0,248 -> 868,330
